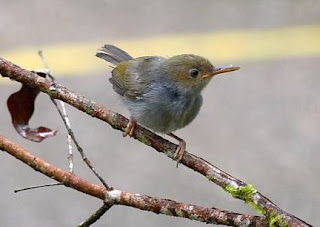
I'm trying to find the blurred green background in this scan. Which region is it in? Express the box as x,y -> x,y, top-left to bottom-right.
0,1 -> 320,226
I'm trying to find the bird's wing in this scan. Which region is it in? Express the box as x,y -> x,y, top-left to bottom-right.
109,62 -> 128,96
111,56 -> 162,99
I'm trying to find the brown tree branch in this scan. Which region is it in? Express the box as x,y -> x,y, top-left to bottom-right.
0,134 -> 266,226
0,57 -> 312,226
78,203 -> 113,227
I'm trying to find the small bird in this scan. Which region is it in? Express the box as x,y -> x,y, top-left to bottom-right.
96,44 -> 239,165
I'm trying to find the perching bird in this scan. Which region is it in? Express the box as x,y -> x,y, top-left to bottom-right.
96,44 -> 239,165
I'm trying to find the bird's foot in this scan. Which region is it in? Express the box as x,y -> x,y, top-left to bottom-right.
168,133 -> 186,167
174,140 -> 186,167
123,117 -> 137,137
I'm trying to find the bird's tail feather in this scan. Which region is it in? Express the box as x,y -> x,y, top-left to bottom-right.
96,44 -> 133,65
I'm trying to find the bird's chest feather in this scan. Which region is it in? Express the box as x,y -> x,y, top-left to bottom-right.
124,84 -> 203,133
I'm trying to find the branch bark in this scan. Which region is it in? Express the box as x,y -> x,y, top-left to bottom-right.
0,134 -> 266,226
0,57 -> 312,226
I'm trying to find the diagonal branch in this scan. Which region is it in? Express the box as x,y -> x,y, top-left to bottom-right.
0,57 -> 311,226
78,203 -> 113,227
0,134 -> 267,227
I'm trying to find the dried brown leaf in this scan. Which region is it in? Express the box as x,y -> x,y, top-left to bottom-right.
7,72 -> 57,142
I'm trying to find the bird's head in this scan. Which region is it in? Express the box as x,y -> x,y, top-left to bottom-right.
164,54 -> 239,93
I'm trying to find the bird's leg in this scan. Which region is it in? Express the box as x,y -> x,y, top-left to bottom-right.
168,133 -> 186,167
123,117 -> 137,137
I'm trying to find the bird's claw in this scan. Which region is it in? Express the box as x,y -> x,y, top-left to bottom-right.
123,118 -> 137,137
174,140 -> 186,167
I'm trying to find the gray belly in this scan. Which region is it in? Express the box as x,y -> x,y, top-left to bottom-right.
123,92 -> 203,134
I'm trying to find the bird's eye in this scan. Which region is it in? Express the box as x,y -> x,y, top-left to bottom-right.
189,69 -> 199,78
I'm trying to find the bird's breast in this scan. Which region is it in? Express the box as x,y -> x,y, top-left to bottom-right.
124,85 -> 203,134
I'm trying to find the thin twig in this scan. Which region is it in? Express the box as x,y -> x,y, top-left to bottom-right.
61,101 -> 74,173
14,183 -> 63,193
37,51 -> 109,189
78,203 -> 112,227
38,50 -> 74,173
50,99 -> 111,190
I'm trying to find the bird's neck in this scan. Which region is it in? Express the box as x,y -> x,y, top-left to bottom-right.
176,82 -> 202,99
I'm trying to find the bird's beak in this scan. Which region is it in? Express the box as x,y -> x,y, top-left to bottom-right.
202,65 -> 240,79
